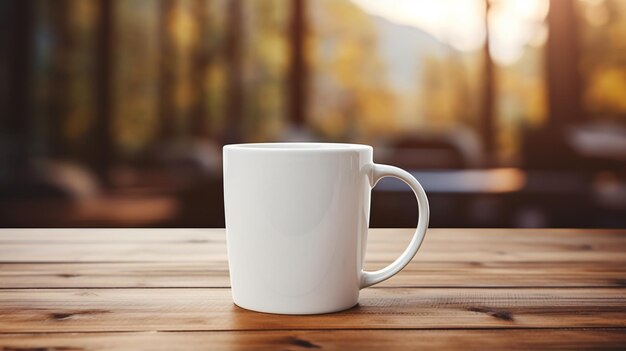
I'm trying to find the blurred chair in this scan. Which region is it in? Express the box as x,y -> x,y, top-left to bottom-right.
145,140 -> 224,227
518,122 -> 626,228
0,159 -> 178,227
384,127 -> 483,169
371,128 -> 485,227
0,159 -> 100,201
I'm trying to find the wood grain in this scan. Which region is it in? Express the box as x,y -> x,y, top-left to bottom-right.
0,288 -> 624,332
1,261 -> 625,288
2,228 -> 624,243
0,228 -> 624,349
1,229 -> 625,263
0,228 -> 221,243
1,329 -> 625,351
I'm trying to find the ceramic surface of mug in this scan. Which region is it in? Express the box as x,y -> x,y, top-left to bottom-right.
223,143 -> 429,314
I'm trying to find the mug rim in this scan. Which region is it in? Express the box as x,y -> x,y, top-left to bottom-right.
224,142 -> 372,152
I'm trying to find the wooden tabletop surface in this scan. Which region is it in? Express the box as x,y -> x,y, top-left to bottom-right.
0,228 -> 625,350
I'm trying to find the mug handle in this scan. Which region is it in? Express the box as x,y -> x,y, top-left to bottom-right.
360,164 -> 430,289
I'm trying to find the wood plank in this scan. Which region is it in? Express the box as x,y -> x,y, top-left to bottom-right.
1,329 -> 625,351
1,228 -> 624,243
2,243 -> 624,262
1,229 -> 625,263
0,243 -> 227,263
0,288 -> 624,332
1,261 -> 625,288
0,228 -> 223,243
0,262 -> 229,289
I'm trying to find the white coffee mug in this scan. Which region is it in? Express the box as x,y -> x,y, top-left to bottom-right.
223,143 -> 429,314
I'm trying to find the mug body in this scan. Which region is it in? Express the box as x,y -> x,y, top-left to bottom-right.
223,143 -> 373,314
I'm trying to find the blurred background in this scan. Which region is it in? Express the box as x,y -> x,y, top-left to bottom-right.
1,0 -> 625,228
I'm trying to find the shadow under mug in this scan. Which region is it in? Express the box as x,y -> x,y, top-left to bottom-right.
223,143 -> 429,314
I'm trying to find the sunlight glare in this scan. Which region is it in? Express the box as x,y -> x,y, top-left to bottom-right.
351,0 -> 549,65
350,0 -> 486,52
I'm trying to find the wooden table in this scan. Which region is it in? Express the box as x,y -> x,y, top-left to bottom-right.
1,228 -> 625,350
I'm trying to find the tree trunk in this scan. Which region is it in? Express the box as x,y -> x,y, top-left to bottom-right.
94,0 -> 114,186
288,0 -> 308,128
480,0 -> 495,165
223,0 -> 243,144
190,0 -> 210,138
7,0 -> 34,171
158,0 -> 177,142
546,0 -> 584,127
